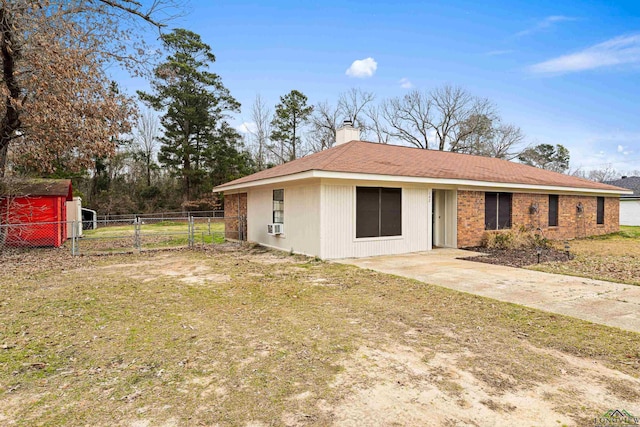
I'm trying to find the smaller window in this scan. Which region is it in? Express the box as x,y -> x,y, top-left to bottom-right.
273,189 -> 284,224
596,197 -> 605,225
548,195 -> 559,227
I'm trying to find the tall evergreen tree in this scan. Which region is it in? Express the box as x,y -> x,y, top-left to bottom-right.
138,28 -> 244,200
270,90 -> 313,163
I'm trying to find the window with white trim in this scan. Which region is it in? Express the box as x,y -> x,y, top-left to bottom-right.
273,189 -> 284,224
356,187 -> 402,238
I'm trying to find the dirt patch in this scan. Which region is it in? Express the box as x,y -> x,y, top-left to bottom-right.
326,344 -> 640,426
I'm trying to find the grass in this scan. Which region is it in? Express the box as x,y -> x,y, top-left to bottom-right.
0,246 -> 638,425
80,220 -> 226,252
530,226 -> 640,285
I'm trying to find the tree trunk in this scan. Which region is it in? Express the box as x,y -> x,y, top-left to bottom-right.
0,5 -> 22,178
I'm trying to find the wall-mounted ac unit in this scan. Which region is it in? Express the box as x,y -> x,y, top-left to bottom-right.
267,223 -> 283,235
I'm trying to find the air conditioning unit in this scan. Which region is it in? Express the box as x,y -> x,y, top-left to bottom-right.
267,223 -> 284,235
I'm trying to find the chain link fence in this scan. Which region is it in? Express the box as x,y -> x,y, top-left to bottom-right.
1,214 -> 245,256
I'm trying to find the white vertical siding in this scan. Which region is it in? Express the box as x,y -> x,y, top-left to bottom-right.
320,183 -> 431,259
620,199 -> 640,226
247,181 -> 321,257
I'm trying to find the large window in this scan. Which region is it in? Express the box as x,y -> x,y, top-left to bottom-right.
356,187 -> 402,238
485,192 -> 512,230
597,197 -> 605,225
548,195 -> 559,227
273,189 -> 284,224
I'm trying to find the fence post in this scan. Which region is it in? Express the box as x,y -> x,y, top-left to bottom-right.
71,220 -> 77,256
191,215 -> 196,248
134,218 -> 141,250
208,218 -> 211,235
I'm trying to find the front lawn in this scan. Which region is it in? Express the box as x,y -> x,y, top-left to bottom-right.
0,246 -> 638,426
530,226 -> 640,285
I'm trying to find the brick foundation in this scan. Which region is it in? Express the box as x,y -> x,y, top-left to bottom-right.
224,192 -> 247,240
457,190 -> 620,247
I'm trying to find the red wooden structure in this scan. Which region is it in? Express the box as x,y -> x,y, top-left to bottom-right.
0,179 -> 73,247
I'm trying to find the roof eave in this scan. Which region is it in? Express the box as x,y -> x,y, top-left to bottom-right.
214,170 -> 630,195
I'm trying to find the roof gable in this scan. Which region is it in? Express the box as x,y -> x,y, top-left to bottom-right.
215,140 -> 627,193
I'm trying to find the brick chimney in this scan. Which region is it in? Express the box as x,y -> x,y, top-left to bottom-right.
335,120 -> 360,146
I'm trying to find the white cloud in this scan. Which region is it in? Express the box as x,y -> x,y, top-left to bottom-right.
399,78 -> 413,89
529,34 -> 640,74
236,122 -> 257,134
345,57 -> 377,78
516,15 -> 577,37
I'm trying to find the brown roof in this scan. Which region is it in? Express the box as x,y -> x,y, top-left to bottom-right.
0,178 -> 73,200
216,140 -> 627,193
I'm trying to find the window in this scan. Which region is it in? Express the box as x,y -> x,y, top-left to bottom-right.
597,197 -> 605,225
485,192 -> 512,230
356,187 -> 402,238
548,195 -> 559,227
273,189 -> 284,224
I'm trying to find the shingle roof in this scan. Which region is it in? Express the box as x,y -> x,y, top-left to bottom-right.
605,176 -> 640,197
0,178 -> 73,200
215,140 -> 626,193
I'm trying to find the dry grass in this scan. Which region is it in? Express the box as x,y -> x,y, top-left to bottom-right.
530,226 -> 640,285
0,245 -> 639,425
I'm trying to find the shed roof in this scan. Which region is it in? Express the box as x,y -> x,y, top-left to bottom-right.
215,140 -> 627,194
604,176 -> 640,198
0,178 -> 73,200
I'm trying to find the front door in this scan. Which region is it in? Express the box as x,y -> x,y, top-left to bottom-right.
432,189 -> 457,248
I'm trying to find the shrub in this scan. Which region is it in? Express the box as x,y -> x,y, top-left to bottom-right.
481,225 -> 550,250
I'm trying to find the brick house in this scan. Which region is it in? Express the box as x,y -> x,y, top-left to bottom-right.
214,123 -> 631,259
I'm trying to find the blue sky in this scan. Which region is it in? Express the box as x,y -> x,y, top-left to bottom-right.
120,0 -> 640,173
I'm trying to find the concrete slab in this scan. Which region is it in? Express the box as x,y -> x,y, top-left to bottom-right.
335,249 -> 640,334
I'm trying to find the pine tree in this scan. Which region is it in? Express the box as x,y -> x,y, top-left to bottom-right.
270,90 -> 313,163
138,29 -> 245,200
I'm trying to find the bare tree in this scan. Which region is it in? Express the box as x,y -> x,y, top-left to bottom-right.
365,104 -> 392,144
587,165 -> 618,182
308,101 -> 340,152
0,0 -> 181,177
133,109 -> 160,187
338,88 -> 375,135
453,114 -> 525,159
248,94 -> 271,170
380,85 -> 496,151
382,90 -> 433,149
431,85 -> 495,151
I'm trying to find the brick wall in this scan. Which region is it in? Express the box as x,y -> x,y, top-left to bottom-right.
457,190 -> 620,247
224,192 -> 247,240
457,191 -> 486,247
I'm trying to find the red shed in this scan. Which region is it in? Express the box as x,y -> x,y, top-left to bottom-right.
0,179 -> 73,247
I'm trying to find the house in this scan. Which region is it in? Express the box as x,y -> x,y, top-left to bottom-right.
604,176 -> 640,226
0,178 -> 73,247
214,123 -> 631,259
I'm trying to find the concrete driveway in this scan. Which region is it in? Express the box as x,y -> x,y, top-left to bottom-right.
335,249 -> 640,334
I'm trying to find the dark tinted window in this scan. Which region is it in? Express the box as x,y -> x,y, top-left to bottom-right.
356,187 -> 402,238
485,192 -> 512,230
485,193 -> 497,230
597,197 -> 605,225
380,188 -> 402,236
356,187 -> 380,238
548,195 -> 559,227
273,189 -> 284,223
